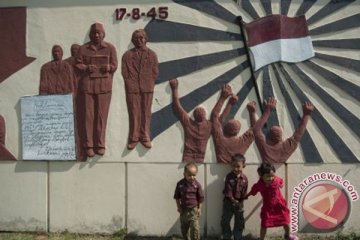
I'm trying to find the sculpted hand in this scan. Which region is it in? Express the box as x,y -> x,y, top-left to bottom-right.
87,64 -> 97,73
264,97 -> 277,110
101,64 -> 110,73
247,101 -> 257,113
169,79 -> 178,90
303,101 -> 314,115
229,95 -> 238,105
221,84 -> 232,98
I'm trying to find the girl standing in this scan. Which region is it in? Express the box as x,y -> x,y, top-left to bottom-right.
247,163 -> 296,240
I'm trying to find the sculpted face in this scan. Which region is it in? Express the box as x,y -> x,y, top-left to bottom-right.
52,46 -> 63,61
90,23 -> 105,44
132,30 -> 147,49
223,119 -> 241,137
70,44 -> 80,57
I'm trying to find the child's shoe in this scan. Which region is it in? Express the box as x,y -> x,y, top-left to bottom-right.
286,234 -> 299,240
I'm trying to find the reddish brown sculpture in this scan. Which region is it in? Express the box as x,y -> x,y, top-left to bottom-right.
169,79 -> 212,163
76,23 -> 118,157
121,29 -> 159,150
0,115 -> 4,146
65,44 -> 80,66
0,7 -> 35,83
251,97 -> 314,163
0,115 -> 16,160
39,45 -> 74,95
65,43 -> 87,161
211,85 -> 256,164
65,44 -> 81,87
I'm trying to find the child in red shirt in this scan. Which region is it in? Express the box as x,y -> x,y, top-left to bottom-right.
247,163 -> 296,240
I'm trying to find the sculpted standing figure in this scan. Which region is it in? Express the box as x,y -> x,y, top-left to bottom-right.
211,84 -> 256,163
65,43 -> 87,161
0,115 -> 16,160
76,23 -> 118,157
65,44 -> 80,67
39,45 -> 74,95
169,79 -> 212,163
65,44 -> 81,89
251,98 -> 314,163
121,29 -> 159,150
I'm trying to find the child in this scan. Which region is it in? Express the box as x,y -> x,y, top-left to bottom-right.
247,163 -> 296,240
174,162 -> 204,240
221,154 -> 248,240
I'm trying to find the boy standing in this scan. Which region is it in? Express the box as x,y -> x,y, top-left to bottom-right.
221,154 -> 248,240
174,162 -> 204,240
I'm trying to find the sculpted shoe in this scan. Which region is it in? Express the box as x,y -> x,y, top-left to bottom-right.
141,140 -> 152,149
96,148 -> 105,156
127,141 -> 138,150
86,148 -> 95,157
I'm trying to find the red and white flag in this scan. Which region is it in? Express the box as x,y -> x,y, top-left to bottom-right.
245,15 -> 315,71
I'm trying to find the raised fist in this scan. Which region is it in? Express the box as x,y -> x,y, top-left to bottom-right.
247,101 -> 257,113
264,97 -> 277,110
169,79 -> 179,90
229,95 -> 238,105
221,84 -> 232,98
303,101 -> 314,115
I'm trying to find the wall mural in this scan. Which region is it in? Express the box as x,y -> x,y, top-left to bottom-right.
0,1 -> 359,163
147,0 -> 360,164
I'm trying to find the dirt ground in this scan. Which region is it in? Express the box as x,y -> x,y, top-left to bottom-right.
1,232 -> 360,240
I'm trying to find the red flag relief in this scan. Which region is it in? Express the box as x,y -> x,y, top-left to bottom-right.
245,15 -> 315,71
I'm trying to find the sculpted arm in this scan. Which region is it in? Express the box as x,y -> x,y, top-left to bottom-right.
75,47 -> 88,72
211,84 -> 232,123
169,79 -> 189,123
108,46 -> 118,73
39,66 -> 48,95
121,53 -> 130,80
219,94 -> 238,123
293,102 -> 314,142
246,101 -> 257,127
152,52 -> 159,81
252,98 -> 277,138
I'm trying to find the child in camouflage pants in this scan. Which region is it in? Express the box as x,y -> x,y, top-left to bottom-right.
174,162 -> 204,240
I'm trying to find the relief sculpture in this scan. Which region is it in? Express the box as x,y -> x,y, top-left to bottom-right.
121,29 -> 159,150
76,23 -> 118,157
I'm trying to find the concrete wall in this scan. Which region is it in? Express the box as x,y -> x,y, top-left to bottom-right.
1,162 -> 359,237
0,0 -> 359,237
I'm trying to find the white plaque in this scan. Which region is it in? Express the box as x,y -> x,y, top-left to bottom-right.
21,94 -> 76,160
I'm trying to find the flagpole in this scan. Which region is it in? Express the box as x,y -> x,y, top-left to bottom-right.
237,16 -> 264,113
